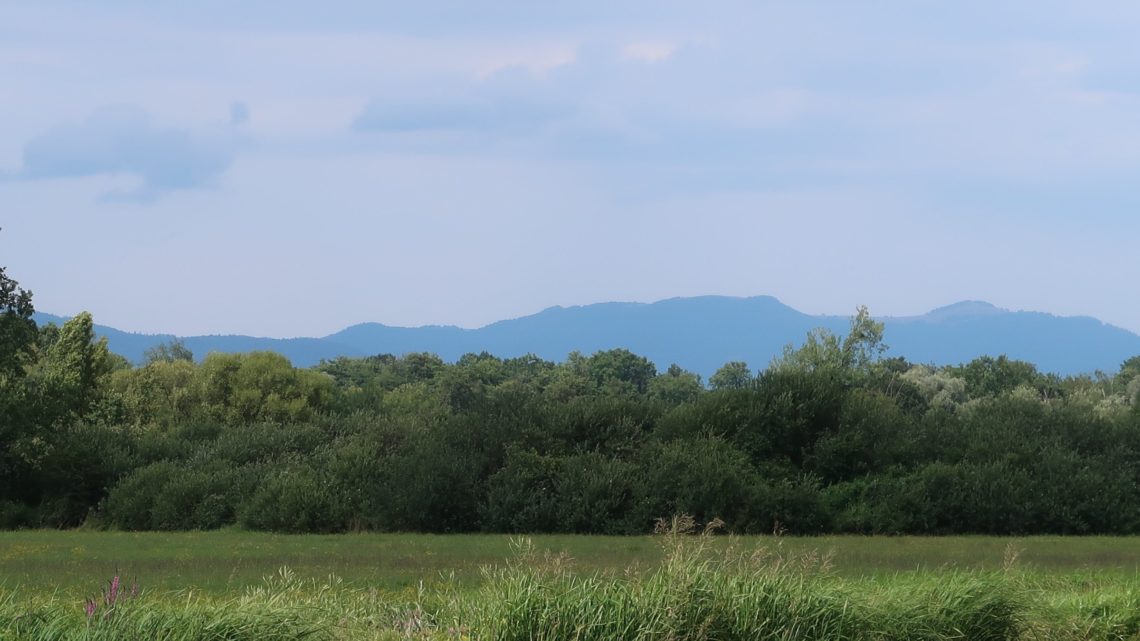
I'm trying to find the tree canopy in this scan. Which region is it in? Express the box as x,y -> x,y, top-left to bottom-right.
0,280 -> 1138,536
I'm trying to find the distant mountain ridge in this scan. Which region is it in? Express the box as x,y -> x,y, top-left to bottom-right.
33,296 -> 1140,377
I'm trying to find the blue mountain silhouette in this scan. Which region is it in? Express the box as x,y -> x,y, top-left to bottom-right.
34,296 -> 1140,377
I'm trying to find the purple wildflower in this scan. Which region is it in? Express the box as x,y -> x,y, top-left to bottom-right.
84,598 -> 97,620
107,576 -> 120,607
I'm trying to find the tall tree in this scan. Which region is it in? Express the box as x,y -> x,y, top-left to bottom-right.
771,306 -> 886,375
842,305 -> 887,371
36,312 -> 112,422
0,262 -> 37,504
0,263 -> 36,383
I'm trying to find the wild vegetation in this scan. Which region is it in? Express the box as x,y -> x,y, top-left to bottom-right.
5,529 -> 1138,593
2,263 -> 1140,535
1,525 -> 1138,641
3,262 -> 1140,640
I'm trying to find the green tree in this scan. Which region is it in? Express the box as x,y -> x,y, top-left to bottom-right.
501,353 -> 556,388
648,364 -> 704,405
0,264 -> 36,383
709,361 -> 752,390
198,352 -> 332,424
394,352 -> 445,384
584,348 -> 657,395
770,327 -> 846,373
952,355 -> 1041,399
545,352 -> 592,401
34,312 -> 113,422
111,359 -> 200,427
1117,355 -> 1140,391
842,305 -> 887,371
0,263 -> 37,512
901,365 -> 967,410
771,306 -> 886,376
144,339 -> 194,364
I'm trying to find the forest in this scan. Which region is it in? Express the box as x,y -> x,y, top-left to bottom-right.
3,264 -> 1139,536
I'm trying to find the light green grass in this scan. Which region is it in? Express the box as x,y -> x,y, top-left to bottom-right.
0,530 -> 658,594
0,531 -> 1138,640
0,530 -> 1137,594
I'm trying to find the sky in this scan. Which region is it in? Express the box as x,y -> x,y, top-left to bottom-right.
3,1 -> 1140,338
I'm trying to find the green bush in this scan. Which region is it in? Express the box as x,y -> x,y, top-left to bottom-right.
633,437 -> 768,532
482,449 -> 644,534
103,462 -> 257,531
238,464 -> 347,533
481,448 -> 565,533
102,461 -> 180,530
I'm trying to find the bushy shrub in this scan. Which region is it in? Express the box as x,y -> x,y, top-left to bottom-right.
238,464 -> 347,533
207,422 -> 326,466
827,462 -> 1036,534
633,437 -> 767,532
132,420 -> 223,465
809,390 -> 915,483
482,450 -> 643,534
371,419 -> 490,532
0,500 -> 34,529
657,370 -> 847,468
103,462 -> 257,530
103,462 -> 180,530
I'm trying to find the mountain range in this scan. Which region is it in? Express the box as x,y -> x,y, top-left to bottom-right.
33,296 -> 1140,378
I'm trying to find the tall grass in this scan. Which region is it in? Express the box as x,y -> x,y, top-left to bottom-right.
0,523 -> 1136,640
0,577 -> 330,641
463,518 -> 1022,641
1021,575 -> 1140,641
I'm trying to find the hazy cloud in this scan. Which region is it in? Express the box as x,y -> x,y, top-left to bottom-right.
343,15 -> 1140,191
230,101 -> 250,126
352,61 -> 577,136
354,95 -> 570,134
5,1 -> 1140,336
16,105 -> 236,201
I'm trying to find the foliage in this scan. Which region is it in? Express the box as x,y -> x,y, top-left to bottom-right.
708,360 -> 752,390
0,264 -> 36,383
2,281 -> 1140,537
143,339 -> 194,365
648,364 -> 704,405
770,305 -> 886,377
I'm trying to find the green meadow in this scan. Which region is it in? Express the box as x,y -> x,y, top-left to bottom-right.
1,530 -> 1139,593
1,530 -> 1138,640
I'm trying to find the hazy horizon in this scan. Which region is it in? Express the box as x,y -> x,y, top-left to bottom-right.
5,2 -> 1140,337
32,296 -> 1138,341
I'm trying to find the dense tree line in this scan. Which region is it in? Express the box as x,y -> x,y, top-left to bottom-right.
2,264 -> 1139,534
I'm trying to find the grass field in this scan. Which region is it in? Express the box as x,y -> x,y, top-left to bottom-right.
1,529 -> 1138,593
0,530 -> 1138,640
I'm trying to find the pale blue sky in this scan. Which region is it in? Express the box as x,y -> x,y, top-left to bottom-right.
2,2 -> 1139,337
